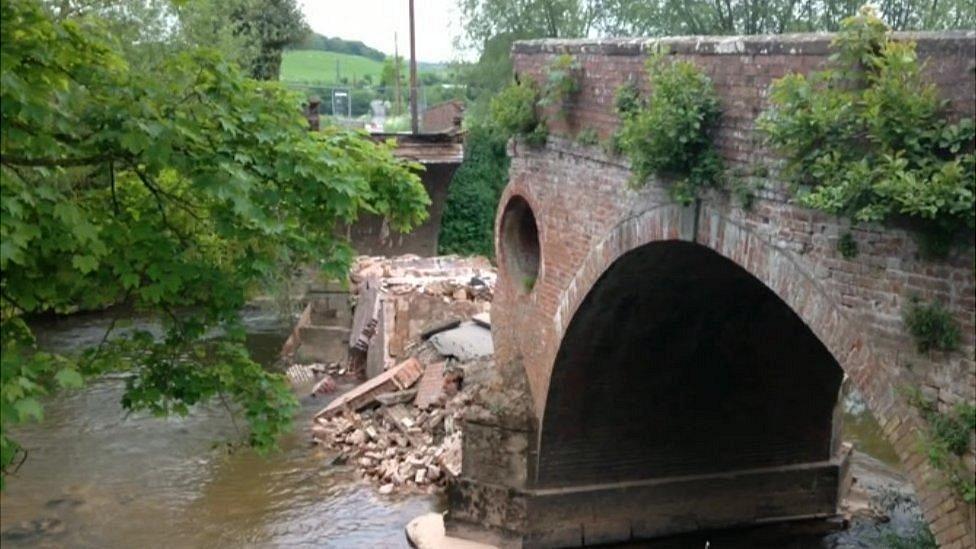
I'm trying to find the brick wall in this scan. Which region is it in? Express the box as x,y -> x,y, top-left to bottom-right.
492,33 -> 976,547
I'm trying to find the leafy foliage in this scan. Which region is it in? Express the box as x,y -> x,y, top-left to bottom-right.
438,126 -> 511,257
230,0 -> 308,80
613,52 -> 723,203
613,81 -> 642,117
489,80 -> 548,146
760,6 -> 975,254
576,128 -> 599,146
902,297 -> 961,353
1,0 -> 428,485
539,54 -> 581,111
907,389 -> 976,503
596,0 -> 976,36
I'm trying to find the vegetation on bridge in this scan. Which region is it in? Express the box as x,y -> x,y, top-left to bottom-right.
907,389 -> 976,503
614,52 -> 724,204
760,6 -> 976,256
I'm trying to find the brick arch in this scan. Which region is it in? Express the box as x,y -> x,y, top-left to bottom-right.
550,205 -> 872,387
538,202 -> 941,534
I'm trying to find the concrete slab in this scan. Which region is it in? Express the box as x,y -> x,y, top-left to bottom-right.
429,322 -> 493,362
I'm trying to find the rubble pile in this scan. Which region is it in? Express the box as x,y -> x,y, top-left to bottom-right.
311,389 -> 470,493
311,342 -> 483,494
349,255 -> 496,302
286,254 -> 500,495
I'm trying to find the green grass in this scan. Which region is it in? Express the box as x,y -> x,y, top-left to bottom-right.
280,50 -> 383,84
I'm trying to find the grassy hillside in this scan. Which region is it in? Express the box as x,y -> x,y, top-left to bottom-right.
280,50 -> 383,84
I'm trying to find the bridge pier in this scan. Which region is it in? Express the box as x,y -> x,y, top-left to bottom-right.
444,382 -> 851,547
448,445 -> 850,547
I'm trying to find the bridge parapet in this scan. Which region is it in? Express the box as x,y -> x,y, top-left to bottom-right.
445,32 -> 976,548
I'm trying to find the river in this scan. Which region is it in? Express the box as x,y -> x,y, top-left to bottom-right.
0,308 -> 924,548
0,309 -> 438,548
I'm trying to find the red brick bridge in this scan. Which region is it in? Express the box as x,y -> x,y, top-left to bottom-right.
445,32 -> 976,548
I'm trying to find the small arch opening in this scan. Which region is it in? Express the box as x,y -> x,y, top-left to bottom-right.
500,197 -> 540,292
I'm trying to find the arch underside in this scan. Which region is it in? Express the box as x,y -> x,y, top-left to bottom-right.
539,240 -> 845,486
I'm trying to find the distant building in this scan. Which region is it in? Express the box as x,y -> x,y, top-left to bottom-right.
421,100 -> 463,133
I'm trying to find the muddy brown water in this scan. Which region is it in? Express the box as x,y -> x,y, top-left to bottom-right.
0,310 -> 438,548
0,309 -> 918,548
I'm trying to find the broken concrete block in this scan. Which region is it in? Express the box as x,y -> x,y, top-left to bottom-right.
314,357 -> 424,420
428,322 -> 493,361
421,320 -> 461,341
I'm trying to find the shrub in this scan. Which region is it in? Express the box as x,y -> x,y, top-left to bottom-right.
907,389 -> 976,502
613,81 -> 641,118
540,54 -> 581,111
902,296 -> 961,353
760,6 -> 976,255
614,51 -> 723,204
438,125 -> 510,257
489,80 -> 548,146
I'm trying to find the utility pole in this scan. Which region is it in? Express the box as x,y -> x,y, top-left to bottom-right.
408,0 -> 419,134
394,32 -> 402,117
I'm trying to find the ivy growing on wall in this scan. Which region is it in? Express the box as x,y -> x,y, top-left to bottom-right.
906,389 -> 976,503
760,6 -> 976,257
613,51 -> 723,204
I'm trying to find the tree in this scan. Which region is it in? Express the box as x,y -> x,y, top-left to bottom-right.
230,0 -> 309,80
438,125 -> 511,257
1,0 -> 430,485
39,0 -> 310,80
456,0 -> 976,47
595,0 -> 976,36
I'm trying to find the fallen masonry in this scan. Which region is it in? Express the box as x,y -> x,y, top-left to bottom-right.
285,255 -> 498,495
310,338 -> 485,494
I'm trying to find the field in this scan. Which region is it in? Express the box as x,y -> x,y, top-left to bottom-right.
280,50 -> 384,84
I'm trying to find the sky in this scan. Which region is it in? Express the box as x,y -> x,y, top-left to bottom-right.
298,0 -> 468,63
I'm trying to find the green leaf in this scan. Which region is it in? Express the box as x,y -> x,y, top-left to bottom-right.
72,254 -> 99,274
55,368 -> 84,389
14,398 -> 43,422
